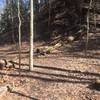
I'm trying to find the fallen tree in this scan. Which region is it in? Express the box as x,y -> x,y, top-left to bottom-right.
35,0 -> 100,41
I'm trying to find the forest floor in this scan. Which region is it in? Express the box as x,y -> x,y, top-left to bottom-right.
0,33 -> 100,100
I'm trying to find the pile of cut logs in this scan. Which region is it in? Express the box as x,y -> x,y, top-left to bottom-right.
0,59 -> 14,70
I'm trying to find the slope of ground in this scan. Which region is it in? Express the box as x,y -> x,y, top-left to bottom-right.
0,33 -> 100,100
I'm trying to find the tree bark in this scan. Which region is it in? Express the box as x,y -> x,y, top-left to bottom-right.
29,0 -> 34,71
18,0 -> 22,74
85,0 -> 93,57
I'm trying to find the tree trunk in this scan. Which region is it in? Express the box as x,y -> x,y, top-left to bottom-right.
18,0 -> 22,74
85,0 -> 93,57
29,0 -> 34,71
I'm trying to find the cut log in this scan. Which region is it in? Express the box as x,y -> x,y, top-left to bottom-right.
90,79 -> 100,91
0,59 -> 15,70
34,42 -> 62,56
0,59 -> 7,69
67,36 -> 75,42
6,61 -> 15,68
0,84 -> 10,98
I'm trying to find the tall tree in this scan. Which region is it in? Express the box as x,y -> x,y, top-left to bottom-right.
29,0 -> 33,71
0,0 -> 30,43
18,0 -> 22,74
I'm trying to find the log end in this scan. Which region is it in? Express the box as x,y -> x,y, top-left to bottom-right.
0,59 -> 7,70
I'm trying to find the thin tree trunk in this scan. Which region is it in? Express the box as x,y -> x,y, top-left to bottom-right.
29,0 -> 34,71
11,0 -> 16,44
93,2 -> 97,44
93,2 -> 96,34
18,0 -> 22,75
85,0 -> 93,57
48,0 -> 51,26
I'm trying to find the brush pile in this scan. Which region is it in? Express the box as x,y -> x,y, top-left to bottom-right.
36,0 -> 100,41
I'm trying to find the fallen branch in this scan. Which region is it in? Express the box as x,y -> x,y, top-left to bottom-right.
0,59 -> 15,70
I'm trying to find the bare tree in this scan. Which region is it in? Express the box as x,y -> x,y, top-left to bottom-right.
11,0 -> 16,44
18,0 -> 22,74
29,0 -> 34,71
85,0 -> 93,56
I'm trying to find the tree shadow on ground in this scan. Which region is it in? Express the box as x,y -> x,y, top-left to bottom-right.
88,82 -> 100,91
10,91 -> 38,100
6,51 -> 29,55
61,35 -> 100,59
0,62 -> 100,85
0,71 -> 93,84
10,61 -> 100,76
